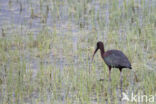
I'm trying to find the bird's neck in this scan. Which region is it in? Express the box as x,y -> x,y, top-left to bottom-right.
99,47 -> 105,57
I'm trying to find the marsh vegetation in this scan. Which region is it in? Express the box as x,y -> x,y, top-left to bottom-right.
0,0 -> 156,104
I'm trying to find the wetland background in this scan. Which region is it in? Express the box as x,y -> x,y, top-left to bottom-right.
0,0 -> 156,104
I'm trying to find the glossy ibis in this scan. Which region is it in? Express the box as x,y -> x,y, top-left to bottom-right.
92,41 -> 132,98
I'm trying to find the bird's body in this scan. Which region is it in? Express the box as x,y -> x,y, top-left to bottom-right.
103,50 -> 131,69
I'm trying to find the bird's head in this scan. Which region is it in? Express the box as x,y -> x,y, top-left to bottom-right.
92,41 -> 104,61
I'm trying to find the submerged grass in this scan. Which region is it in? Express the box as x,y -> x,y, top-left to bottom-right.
0,0 -> 156,104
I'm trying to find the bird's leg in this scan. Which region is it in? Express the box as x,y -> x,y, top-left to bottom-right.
108,67 -> 113,103
120,68 -> 123,101
109,67 -> 111,82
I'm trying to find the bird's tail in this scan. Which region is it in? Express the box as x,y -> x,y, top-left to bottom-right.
129,66 -> 132,69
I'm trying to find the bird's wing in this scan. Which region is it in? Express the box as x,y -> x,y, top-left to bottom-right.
104,50 -> 131,68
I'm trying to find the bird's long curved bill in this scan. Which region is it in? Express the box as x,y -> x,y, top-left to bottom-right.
91,47 -> 98,62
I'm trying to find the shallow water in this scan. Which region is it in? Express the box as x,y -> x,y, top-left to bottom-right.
0,0 -> 156,104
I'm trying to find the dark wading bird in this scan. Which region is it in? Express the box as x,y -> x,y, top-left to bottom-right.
92,41 -> 132,98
